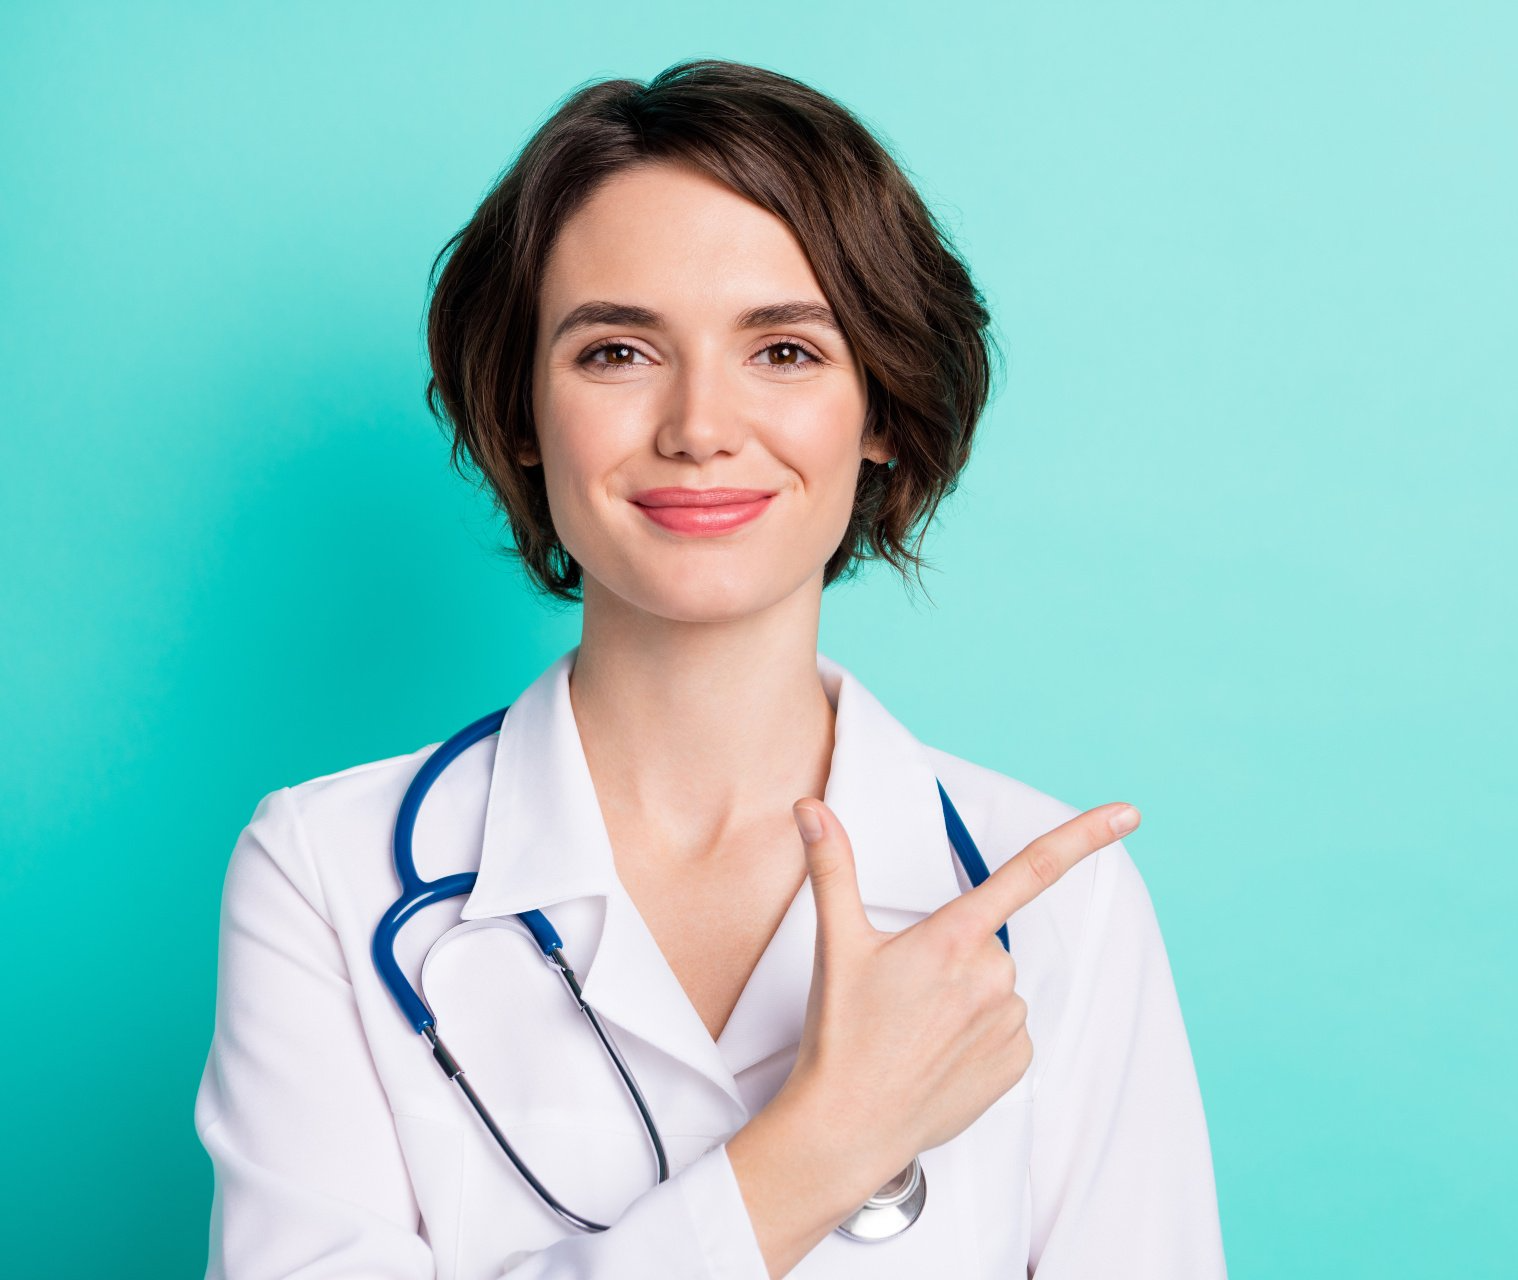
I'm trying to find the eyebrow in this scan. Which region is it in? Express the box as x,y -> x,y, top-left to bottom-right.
550,300 -> 844,344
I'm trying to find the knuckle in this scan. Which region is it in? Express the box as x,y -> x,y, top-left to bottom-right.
1000,1037 -> 1033,1090
1007,991 -> 1028,1028
811,857 -> 845,883
935,914 -> 981,963
1022,843 -> 1064,890
981,958 -> 1022,1013
997,957 -> 1019,1000
976,970 -> 1008,1015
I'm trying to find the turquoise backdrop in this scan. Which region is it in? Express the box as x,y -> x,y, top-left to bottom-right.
2,3 -> 1512,1276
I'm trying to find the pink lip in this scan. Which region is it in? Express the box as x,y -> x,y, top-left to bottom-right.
629,487 -> 777,537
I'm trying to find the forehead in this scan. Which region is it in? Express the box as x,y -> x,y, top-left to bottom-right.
538,161 -> 828,316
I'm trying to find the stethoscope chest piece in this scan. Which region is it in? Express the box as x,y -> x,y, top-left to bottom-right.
375,704 -> 1000,1241
834,1157 -> 927,1242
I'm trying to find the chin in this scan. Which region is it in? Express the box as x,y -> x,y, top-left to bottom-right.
633,578 -> 779,625
596,555 -> 803,625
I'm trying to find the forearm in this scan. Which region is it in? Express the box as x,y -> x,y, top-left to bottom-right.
725,1087 -> 899,1279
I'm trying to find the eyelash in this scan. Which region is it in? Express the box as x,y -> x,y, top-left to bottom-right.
576,338 -> 826,374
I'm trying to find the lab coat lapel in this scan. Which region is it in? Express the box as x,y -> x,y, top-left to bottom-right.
714,654 -> 966,1079
459,648 -> 615,915
456,647 -> 745,1113
813,652 -> 964,916
455,646 -> 967,1110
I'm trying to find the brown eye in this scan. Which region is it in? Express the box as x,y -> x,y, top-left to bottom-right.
580,342 -> 650,369
759,342 -> 819,369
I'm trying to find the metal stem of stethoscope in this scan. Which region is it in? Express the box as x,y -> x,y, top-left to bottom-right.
373,702 -> 1005,1239
418,947 -> 669,1233
374,703 -> 678,1233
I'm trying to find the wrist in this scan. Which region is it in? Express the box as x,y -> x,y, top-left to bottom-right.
761,1078 -> 909,1213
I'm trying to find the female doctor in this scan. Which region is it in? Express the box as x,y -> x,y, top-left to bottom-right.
194,59 -> 1226,1279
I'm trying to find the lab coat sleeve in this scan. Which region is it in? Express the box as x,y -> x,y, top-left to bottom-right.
195,788 -> 771,1280
195,788 -> 435,1279
493,1145 -> 770,1278
1025,842 -> 1228,1279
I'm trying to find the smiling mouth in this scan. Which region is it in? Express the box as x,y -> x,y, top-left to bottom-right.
629,488 -> 777,537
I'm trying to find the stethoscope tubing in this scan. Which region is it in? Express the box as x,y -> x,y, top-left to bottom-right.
372,703 -> 1007,1236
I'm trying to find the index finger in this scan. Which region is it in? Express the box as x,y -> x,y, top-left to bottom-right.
943,803 -> 1140,937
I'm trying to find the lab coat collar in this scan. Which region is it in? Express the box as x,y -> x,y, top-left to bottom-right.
458,644 -> 962,923
454,644 -> 963,1114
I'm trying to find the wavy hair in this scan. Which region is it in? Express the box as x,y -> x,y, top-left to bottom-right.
424,58 -> 999,601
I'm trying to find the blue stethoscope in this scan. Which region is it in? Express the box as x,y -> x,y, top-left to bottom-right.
373,704 -> 1009,1242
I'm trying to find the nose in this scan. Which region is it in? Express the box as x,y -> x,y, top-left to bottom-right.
654,351 -> 747,464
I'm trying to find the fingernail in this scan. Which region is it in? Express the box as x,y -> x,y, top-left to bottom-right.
793,804 -> 823,843
1108,806 -> 1140,836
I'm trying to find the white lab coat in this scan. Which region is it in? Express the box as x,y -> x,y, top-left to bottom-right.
194,646 -> 1227,1278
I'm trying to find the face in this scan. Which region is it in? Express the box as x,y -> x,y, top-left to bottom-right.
529,160 -> 888,624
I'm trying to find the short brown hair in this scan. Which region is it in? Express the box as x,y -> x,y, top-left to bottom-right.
424,58 -> 998,602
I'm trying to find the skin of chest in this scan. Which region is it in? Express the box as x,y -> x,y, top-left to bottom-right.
612,840 -> 809,1044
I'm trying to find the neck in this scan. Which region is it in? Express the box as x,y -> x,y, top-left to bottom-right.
568,575 -> 836,866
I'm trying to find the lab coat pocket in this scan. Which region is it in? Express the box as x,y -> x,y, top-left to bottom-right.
787,1094 -> 1030,1278
451,1107 -> 726,1276
393,1101 -> 669,1279
393,1110 -> 466,1280
953,1084 -> 1036,1276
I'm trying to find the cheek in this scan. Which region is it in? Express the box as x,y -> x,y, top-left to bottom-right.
772,390 -> 868,508
533,384 -> 632,516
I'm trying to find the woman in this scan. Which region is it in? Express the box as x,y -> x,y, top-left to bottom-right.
195,59 -> 1226,1279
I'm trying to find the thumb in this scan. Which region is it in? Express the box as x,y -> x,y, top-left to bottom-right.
793,799 -> 871,942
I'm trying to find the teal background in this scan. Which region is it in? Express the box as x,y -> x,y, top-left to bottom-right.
2,3 -> 1512,1275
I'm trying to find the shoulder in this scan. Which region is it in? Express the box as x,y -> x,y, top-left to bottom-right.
283,743 -> 440,828
242,743 -> 437,847
228,734 -> 495,927
919,744 -> 1169,1095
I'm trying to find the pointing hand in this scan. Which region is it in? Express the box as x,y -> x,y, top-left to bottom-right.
781,795 -> 1140,1177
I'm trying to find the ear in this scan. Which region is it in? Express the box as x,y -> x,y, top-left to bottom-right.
860,432 -> 894,467
517,443 -> 542,467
